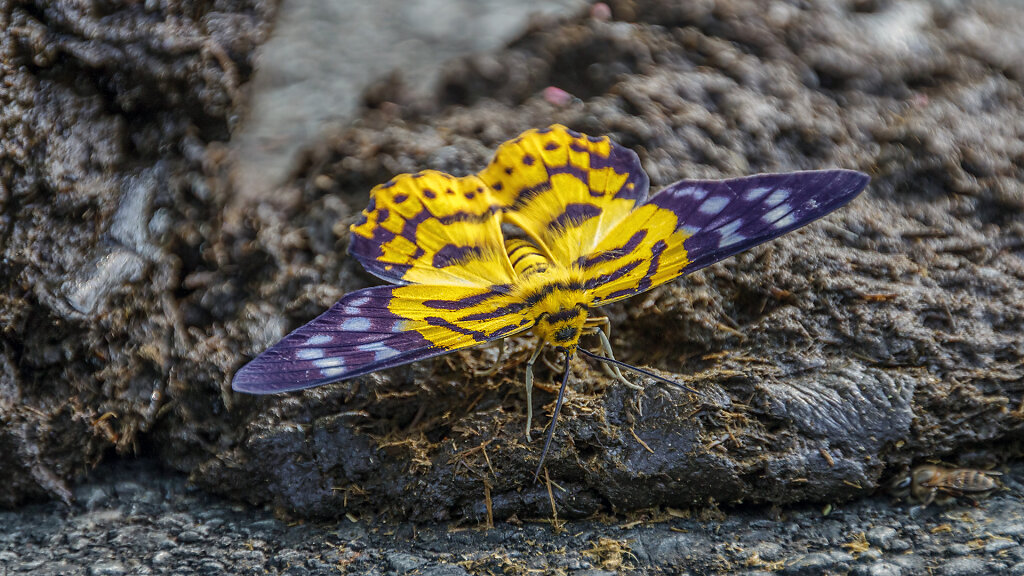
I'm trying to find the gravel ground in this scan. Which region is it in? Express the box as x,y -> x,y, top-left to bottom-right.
2,459 -> 1022,575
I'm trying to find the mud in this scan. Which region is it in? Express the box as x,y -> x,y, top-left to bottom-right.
0,0 -> 276,505
2,0 -> 1023,522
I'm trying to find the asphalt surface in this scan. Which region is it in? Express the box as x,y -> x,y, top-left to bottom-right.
3,458 -> 1024,575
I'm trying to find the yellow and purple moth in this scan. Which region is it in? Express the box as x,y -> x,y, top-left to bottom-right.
233,125 -> 869,477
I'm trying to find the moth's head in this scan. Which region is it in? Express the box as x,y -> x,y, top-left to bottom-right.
533,304 -> 588,351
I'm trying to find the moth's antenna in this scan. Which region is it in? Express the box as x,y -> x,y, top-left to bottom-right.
578,348 -> 701,396
534,352 -> 573,483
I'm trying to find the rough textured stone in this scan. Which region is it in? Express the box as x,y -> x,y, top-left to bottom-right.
196,0 -> 1024,520
2,0 -> 1024,524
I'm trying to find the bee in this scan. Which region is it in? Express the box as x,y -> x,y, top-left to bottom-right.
893,465 -> 1001,507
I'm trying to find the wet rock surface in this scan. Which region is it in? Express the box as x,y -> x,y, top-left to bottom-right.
3,458 -> 1024,573
2,0 -> 1024,531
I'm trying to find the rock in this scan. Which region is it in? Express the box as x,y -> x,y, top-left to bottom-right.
995,524 -> 1024,538
782,552 -> 851,575
421,566 -> 471,576
4,0 -> 1024,531
947,544 -> 971,557
853,563 -> 902,576
88,561 -> 127,576
985,540 -> 1016,554
750,542 -> 785,562
868,563 -> 902,576
866,527 -> 899,549
889,555 -> 925,573
388,552 -> 429,574
889,539 -> 911,552
940,558 -> 988,576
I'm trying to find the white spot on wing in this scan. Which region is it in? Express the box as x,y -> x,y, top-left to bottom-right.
699,196 -> 729,215
347,297 -> 370,307
305,335 -> 331,346
765,189 -> 790,207
315,357 -> 345,369
321,367 -> 347,378
717,220 -> 746,248
340,317 -> 372,332
672,186 -> 708,201
743,187 -> 771,201
297,348 -> 325,360
357,343 -> 402,362
773,213 -> 798,229
764,204 -> 791,223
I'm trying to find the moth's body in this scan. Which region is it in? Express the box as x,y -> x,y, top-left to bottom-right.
231,124 -> 869,479
505,238 -> 592,351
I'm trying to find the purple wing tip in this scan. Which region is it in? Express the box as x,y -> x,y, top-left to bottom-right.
231,356 -> 298,395
650,168 -> 870,275
231,286 -> 441,395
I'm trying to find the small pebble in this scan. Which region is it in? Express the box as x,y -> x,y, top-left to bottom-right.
88,561 -> 127,576
940,557 -> 988,576
750,542 -> 784,562
947,543 -> 971,557
860,548 -> 883,561
889,555 -> 926,573
995,524 -> 1024,538
985,539 -> 1016,553
782,552 -> 842,575
859,562 -> 902,576
421,565 -> 471,576
889,538 -> 912,552
866,527 -> 899,549
542,86 -> 574,107
388,552 -> 428,574
591,3 -> 612,21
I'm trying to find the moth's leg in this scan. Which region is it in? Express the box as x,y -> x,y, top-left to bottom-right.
524,341 -> 545,442
586,316 -> 640,390
473,339 -> 506,377
920,489 -> 936,508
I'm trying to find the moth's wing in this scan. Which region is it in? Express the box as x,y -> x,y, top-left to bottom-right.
348,170 -> 516,287
585,170 -> 870,305
477,124 -> 650,266
232,285 -> 533,394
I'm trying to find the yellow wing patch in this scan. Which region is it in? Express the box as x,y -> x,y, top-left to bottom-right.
388,284 -> 533,348
477,125 -> 650,267
349,170 -> 515,287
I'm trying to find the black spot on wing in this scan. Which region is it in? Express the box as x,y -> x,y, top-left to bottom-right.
547,203 -> 602,232
432,244 -> 484,268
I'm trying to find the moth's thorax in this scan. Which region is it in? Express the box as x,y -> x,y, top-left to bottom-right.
510,262 -> 593,350
532,302 -> 589,350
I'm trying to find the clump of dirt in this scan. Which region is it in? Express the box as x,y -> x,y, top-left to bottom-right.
0,0 -> 276,506
3,0 -> 1023,521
